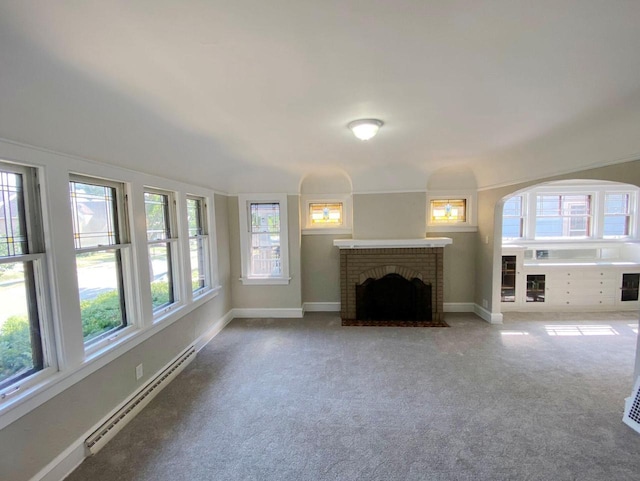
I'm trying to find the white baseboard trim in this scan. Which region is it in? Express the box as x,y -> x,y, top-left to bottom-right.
29,310 -> 234,481
444,302 -> 475,312
194,309 -> 234,352
474,304 -> 504,324
232,307 -> 304,318
32,439 -> 85,481
302,302 -> 341,313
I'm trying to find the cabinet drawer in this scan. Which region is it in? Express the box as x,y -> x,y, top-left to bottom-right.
553,287 -> 615,297
547,279 -> 614,289
558,295 -> 616,306
558,270 -> 616,281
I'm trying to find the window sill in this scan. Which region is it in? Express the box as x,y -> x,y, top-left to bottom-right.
240,277 -> 291,286
301,228 -> 352,236
426,225 -> 478,233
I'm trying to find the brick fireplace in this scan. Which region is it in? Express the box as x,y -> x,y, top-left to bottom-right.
334,239 -> 452,323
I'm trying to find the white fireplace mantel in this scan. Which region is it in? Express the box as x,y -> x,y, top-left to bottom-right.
333,238 -> 453,249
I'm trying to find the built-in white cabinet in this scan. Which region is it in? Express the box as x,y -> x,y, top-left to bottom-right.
501,249 -> 640,311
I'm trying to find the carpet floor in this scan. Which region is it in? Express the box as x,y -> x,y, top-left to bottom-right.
65,311 -> 640,481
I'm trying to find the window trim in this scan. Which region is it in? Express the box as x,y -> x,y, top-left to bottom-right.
502,194 -> 526,240
503,183 -> 639,243
426,191 -> 477,232
0,162 -> 57,400
534,193 -> 593,239
69,174 -> 137,353
238,193 -> 290,285
143,187 -> 181,318
603,192 -> 634,239
186,195 -> 211,296
301,194 -> 352,234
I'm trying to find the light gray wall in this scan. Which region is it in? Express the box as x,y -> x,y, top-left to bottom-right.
301,234 -> 350,303
228,195 -> 302,309
353,192 -> 427,239
428,232 -> 476,304
0,195 -> 233,481
299,192 -> 476,305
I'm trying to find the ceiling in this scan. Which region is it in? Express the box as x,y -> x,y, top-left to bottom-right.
1,1 -> 640,194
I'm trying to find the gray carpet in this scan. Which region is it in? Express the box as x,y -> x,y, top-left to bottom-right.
65,312 -> 640,481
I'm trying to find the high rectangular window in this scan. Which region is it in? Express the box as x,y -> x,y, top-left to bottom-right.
604,193 -> 631,238
535,194 -> 591,238
309,202 -> 343,226
70,177 -> 129,344
144,190 -> 178,313
1,164 -> 47,390
187,196 -> 209,294
430,199 -> 466,223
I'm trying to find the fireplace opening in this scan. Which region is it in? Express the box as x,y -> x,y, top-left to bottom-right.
356,273 -> 432,321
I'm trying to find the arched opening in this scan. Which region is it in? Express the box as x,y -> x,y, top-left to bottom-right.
494,179 -> 640,313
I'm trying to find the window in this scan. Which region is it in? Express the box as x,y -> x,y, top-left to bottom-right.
427,192 -> 476,232
430,199 -> 466,223
1,163 -> 48,391
238,194 -> 289,284
309,203 -> 342,226
502,196 -> 524,239
187,196 -> 209,294
70,176 -> 130,344
535,194 -> 591,238
250,202 -> 281,276
301,194 -> 352,233
604,193 -> 631,238
144,189 -> 179,314
502,183 -> 639,242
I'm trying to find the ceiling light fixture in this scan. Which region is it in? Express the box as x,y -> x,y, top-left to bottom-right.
348,119 -> 383,141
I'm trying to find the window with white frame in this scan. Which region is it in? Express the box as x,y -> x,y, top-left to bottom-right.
301,194 -> 352,233
238,194 -> 289,284
430,199 -> 466,223
502,195 -> 524,239
427,192 -> 477,231
70,176 -> 131,344
502,184 -> 638,241
603,192 -> 631,238
535,194 -> 592,238
144,189 -> 179,314
0,163 -> 50,393
310,202 -> 342,226
187,196 -> 209,294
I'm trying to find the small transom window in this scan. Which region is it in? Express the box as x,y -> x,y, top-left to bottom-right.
430,199 -> 466,223
309,203 -> 343,226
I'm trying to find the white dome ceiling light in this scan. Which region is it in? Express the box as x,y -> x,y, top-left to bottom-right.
348,119 -> 383,141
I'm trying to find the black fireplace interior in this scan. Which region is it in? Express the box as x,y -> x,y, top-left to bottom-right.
356,273 -> 432,321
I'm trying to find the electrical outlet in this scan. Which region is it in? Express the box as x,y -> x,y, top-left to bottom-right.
135,363 -> 143,380
482,299 -> 488,308
484,235 -> 489,244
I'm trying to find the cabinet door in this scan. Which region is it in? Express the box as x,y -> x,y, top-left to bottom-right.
621,273 -> 640,302
501,256 -> 517,302
526,274 -> 545,302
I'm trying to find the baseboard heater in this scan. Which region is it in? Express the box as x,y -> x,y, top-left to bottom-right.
85,346 -> 197,455
623,375 -> 640,434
